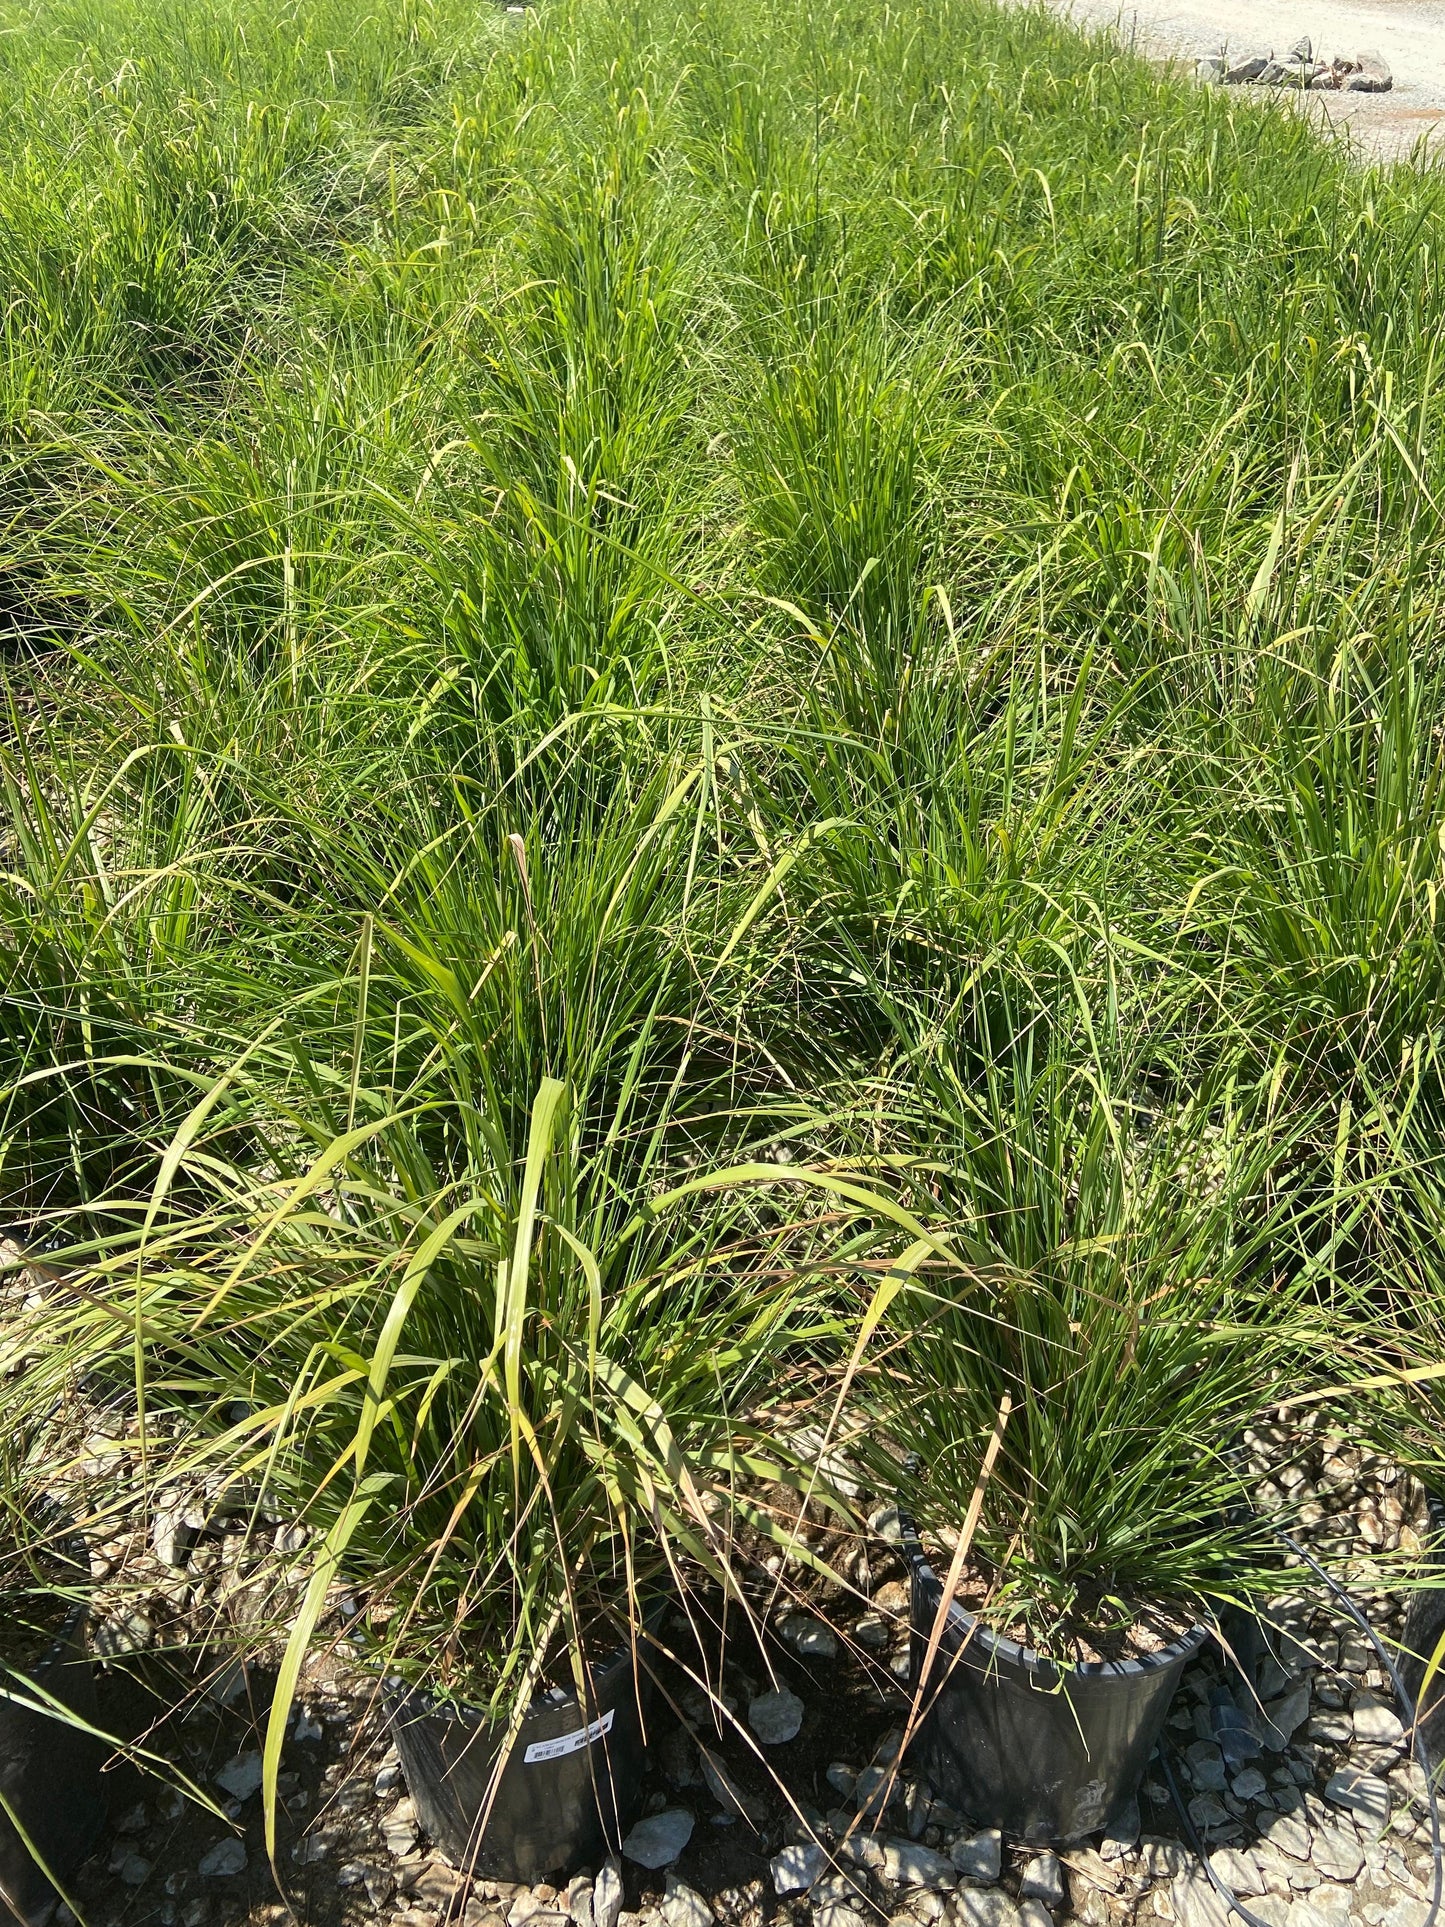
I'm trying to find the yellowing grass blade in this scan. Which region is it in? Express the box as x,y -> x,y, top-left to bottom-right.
500,1079 -> 567,1481
892,1393 -> 1012,1795
263,1478 -> 386,1873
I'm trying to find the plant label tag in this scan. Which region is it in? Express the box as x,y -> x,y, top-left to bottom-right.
523,1708 -> 615,1764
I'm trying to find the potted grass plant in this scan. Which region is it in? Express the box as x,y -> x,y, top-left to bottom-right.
227,1071 -> 831,1883
852,1025 -> 1333,1845
4,751 -> 846,1884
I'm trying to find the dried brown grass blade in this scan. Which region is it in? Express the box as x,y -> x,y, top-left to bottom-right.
887,1391 -> 1012,1797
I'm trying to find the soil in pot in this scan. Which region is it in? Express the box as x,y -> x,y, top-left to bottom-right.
902,1525 -> 1207,1845
0,1522 -> 109,1924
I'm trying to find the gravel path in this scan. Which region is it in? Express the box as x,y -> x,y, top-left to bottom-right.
1046,0 -> 1445,159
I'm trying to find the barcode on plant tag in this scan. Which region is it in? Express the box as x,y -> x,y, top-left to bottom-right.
523,1708 -> 615,1764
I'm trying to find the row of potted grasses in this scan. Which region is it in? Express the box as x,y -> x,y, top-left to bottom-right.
4,0 -> 1445,1896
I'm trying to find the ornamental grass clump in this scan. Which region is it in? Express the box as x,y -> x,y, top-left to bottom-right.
2,740 -> 862,1857
856,1025 -> 1343,1663
10,0 -> 1445,1870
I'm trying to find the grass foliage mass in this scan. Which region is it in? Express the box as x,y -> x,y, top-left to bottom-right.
5,0 -> 1445,1757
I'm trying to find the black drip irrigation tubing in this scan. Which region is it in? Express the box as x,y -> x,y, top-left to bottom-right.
1161,1525 -> 1444,1927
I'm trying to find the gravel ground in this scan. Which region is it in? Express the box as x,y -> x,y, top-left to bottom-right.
1042,0 -> 1445,160
34,1414 -> 1444,1927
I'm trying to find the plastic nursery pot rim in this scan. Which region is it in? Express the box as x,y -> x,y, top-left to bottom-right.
898,1515 -> 1211,1684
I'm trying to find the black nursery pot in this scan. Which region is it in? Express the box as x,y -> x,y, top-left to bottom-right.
902,1525 -> 1207,1845
387,1611 -> 664,1884
0,1555 -> 108,1923
1399,1491 -> 1445,1774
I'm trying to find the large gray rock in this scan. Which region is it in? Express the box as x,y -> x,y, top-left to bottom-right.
197,1839 -> 247,1879
622,1809 -> 694,1869
661,1876 -> 712,1927
881,1840 -> 957,1890
1016,1856 -> 1065,1909
1184,1741 -> 1228,1792
1207,1847 -> 1264,1897
949,1830 -> 1001,1884
747,1689 -> 804,1746
1259,1683 -> 1310,1750
1310,1822 -> 1364,1883
781,1616 -> 838,1661
1169,1869 -> 1230,1927
1225,48 -> 1272,81
949,1892 -> 1022,1927
1352,1696 -> 1405,1747
213,1753 -> 263,1802
1258,1808 -> 1312,1861
771,1845 -> 827,1895
1324,1766 -> 1390,1832
1345,51 -> 1393,91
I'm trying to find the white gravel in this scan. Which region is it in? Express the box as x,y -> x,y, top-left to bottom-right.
1042,0 -> 1445,158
